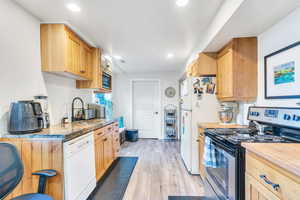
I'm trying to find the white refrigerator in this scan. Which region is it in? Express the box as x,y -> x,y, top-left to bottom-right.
180,77 -> 219,174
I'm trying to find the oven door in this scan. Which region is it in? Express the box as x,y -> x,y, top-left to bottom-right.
205,140 -> 236,200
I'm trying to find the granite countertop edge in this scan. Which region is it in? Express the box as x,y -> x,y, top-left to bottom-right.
1,119 -> 118,142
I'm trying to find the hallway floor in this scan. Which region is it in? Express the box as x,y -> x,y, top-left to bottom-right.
119,139 -> 204,200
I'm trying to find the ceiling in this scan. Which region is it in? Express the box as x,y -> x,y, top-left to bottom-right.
14,0 -> 224,73
205,0 -> 300,51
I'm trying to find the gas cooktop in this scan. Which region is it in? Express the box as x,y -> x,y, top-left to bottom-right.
206,128 -> 296,144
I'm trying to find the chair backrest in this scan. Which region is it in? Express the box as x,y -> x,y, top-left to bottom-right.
0,143 -> 24,199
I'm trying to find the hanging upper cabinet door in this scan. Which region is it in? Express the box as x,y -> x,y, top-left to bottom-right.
41,24 -> 93,80
217,49 -> 234,98
216,37 -> 258,101
66,29 -> 82,76
79,42 -> 93,80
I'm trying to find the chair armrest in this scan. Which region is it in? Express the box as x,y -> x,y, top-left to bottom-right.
32,169 -> 57,177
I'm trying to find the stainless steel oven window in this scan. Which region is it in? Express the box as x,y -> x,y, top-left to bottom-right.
205,144 -> 236,200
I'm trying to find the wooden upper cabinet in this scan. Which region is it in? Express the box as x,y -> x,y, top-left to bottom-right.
216,37 -> 257,101
76,48 -> 104,89
186,52 -> 217,77
41,24 -> 93,80
79,42 -> 91,79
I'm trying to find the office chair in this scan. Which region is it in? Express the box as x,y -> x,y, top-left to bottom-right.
0,143 -> 57,200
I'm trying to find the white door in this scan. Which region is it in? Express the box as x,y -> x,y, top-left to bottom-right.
132,80 -> 160,139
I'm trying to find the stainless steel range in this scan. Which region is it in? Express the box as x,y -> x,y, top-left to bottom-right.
203,106 -> 300,200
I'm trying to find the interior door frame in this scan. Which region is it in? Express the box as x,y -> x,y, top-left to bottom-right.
130,79 -> 162,139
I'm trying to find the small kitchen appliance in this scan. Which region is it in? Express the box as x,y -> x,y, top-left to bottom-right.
8,101 -> 43,134
219,102 -> 239,124
87,104 -> 106,119
204,106 -> 300,200
84,108 -> 96,120
102,72 -> 112,90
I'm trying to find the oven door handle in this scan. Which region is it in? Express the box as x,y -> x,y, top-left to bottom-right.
211,141 -> 236,156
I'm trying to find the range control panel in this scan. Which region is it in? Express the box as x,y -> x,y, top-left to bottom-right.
248,106 -> 300,129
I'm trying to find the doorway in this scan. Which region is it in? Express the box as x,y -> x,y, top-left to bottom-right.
131,80 -> 161,139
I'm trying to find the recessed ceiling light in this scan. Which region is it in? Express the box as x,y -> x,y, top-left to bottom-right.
176,0 -> 189,7
66,3 -> 81,12
114,55 -> 123,60
167,53 -> 174,59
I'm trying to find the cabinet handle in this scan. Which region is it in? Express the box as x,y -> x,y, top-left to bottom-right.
196,139 -> 199,142
103,138 -> 108,142
80,70 -> 86,73
259,175 -> 280,191
97,132 -> 103,135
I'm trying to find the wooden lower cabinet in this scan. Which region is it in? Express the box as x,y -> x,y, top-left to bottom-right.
0,123 -> 120,200
0,139 -> 64,200
94,123 -> 119,181
94,129 -> 105,180
246,173 -> 280,200
102,132 -> 114,170
245,152 -> 300,200
198,129 -> 205,179
113,122 -> 120,159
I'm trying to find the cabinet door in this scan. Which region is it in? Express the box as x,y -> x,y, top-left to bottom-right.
217,49 -> 233,98
198,133 -> 205,179
94,137 -> 105,180
80,44 -> 93,80
246,174 -> 280,200
103,133 -> 113,170
66,31 -> 81,75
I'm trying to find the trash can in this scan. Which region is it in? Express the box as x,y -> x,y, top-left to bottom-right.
126,129 -> 139,142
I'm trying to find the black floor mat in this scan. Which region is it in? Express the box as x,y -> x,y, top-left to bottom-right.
168,196 -> 205,200
88,157 -> 138,200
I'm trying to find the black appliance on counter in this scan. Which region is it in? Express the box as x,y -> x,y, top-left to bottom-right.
8,101 -> 43,134
102,72 -> 112,90
203,106 -> 300,200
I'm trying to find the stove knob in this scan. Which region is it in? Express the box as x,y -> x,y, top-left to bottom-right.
255,112 -> 260,117
293,115 -> 300,121
284,114 -> 291,120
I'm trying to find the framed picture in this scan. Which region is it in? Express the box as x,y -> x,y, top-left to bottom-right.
265,41 -> 300,99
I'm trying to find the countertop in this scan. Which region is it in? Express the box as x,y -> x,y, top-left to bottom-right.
242,143 -> 300,178
198,122 -> 247,129
1,119 -> 117,141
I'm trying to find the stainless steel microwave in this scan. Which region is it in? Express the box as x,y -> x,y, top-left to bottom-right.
102,72 -> 112,90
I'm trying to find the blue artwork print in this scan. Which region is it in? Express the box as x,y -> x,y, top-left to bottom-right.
274,61 -> 295,85
201,77 -> 212,85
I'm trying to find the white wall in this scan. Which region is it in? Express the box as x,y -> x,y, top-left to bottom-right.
112,72 -> 180,139
0,1 -> 93,135
238,7 -> 300,124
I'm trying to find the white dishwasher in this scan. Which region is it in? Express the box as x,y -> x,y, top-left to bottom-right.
64,132 -> 96,200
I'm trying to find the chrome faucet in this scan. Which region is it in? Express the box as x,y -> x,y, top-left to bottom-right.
71,97 -> 85,122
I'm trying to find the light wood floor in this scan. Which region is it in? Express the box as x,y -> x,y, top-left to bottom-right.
119,139 -> 204,200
